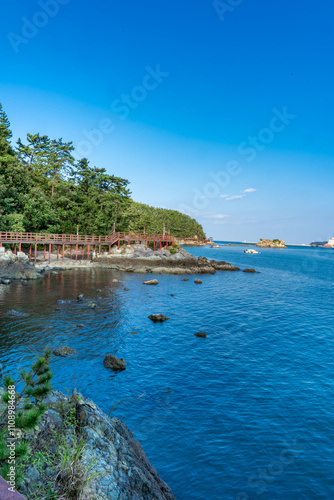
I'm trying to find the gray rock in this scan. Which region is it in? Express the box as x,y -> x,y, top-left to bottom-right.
149,314 -> 169,323
77,293 -> 84,301
103,355 -> 126,371
1,278 -> 11,285
143,279 -> 159,285
243,268 -> 257,273
53,346 -> 76,357
124,287 -> 130,291
210,260 -> 240,272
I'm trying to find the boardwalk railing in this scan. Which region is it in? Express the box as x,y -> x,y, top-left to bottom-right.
0,232 -> 114,244
0,231 -> 175,262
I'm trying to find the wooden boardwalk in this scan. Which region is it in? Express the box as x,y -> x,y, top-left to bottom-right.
0,231 -> 175,263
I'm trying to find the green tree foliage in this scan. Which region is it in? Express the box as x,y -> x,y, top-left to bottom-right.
0,350 -> 52,486
0,104 -> 206,239
124,202 -> 206,239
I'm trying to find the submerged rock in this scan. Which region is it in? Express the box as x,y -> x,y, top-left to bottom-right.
7,309 -> 28,317
53,346 -> 76,357
77,293 -> 84,301
103,355 -> 126,371
181,278 -> 189,281
143,279 -> 159,285
194,279 -> 202,284
124,287 -> 130,291
195,332 -> 207,338
86,301 -> 97,309
243,269 -> 257,273
149,314 -> 169,323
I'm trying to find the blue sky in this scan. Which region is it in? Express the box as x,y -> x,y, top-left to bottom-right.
1,0 -> 333,243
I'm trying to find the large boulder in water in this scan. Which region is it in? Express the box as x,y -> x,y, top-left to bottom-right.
149,314 -> 169,323
103,355 -> 126,371
143,279 -> 159,285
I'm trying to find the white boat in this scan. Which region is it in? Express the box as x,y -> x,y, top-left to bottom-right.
324,237 -> 334,248
244,249 -> 259,254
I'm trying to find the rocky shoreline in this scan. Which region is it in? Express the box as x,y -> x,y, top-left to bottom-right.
6,389 -> 175,499
0,244 -> 245,281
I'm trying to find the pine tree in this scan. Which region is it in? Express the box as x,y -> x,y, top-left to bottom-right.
0,349 -> 52,487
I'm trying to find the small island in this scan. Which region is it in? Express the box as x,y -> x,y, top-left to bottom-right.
256,238 -> 287,248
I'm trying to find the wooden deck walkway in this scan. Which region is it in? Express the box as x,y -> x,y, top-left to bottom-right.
0,231 -> 175,263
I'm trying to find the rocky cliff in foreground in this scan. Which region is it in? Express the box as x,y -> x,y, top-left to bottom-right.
19,391 -> 176,500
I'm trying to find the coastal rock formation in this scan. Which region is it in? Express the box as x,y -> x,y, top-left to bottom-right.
1,244 -> 242,278
103,355 -> 127,371
194,279 -> 202,284
243,269 -> 258,273
53,346 -> 76,357
143,279 -> 159,285
149,314 -> 169,323
210,260 -> 240,271
17,391 -> 175,499
96,244 -> 224,275
256,239 -> 286,248
0,250 -> 42,280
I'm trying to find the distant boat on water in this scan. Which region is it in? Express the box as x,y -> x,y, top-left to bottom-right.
324,237 -> 334,248
244,249 -> 259,254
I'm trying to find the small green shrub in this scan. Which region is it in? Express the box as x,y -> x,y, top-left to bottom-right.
169,248 -> 178,254
0,349 -> 52,486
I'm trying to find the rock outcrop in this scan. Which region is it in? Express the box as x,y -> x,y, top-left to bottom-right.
256,239 -> 286,248
17,391 -> 175,499
97,244 -> 240,275
0,250 -> 42,280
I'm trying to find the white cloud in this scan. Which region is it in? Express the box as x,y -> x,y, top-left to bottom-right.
244,188 -> 256,193
226,195 -> 244,201
202,213 -> 230,219
219,194 -> 230,198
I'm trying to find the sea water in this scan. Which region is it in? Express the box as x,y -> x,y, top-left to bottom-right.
0,244 -> 333,499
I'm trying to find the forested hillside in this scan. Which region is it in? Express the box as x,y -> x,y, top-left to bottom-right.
0,104 -> 205,239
